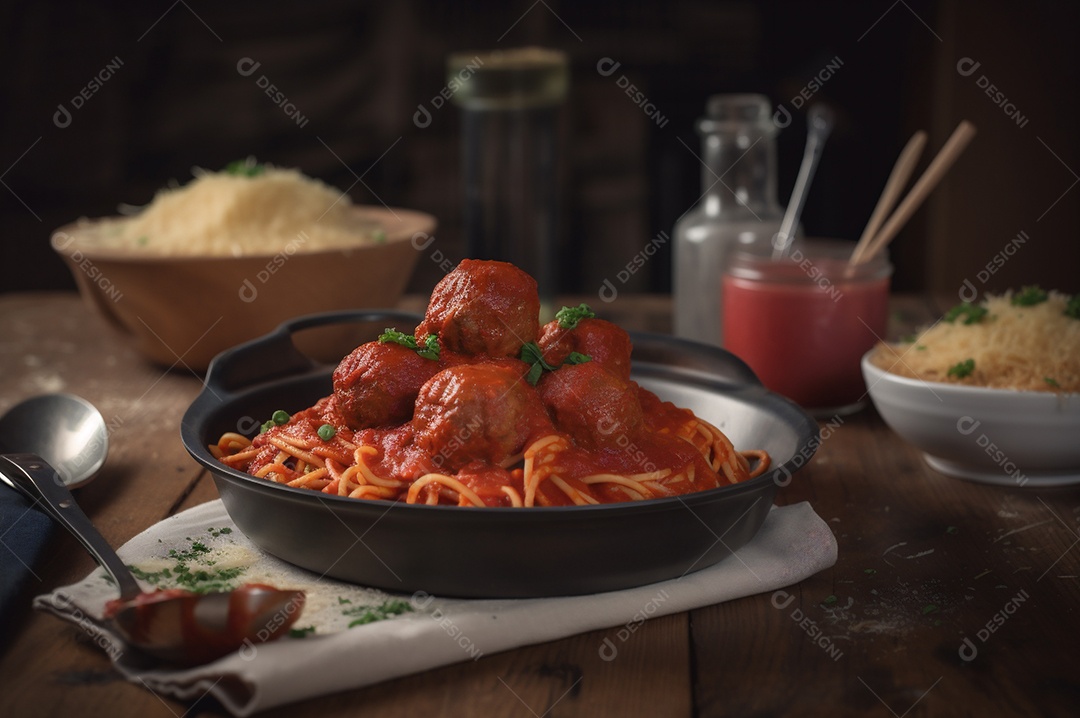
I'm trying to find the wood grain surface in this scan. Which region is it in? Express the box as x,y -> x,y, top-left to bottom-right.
0,293 -> 1076,717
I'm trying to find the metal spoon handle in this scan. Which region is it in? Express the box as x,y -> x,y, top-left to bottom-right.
773,104 -> 835,258
0,453 -> 142,601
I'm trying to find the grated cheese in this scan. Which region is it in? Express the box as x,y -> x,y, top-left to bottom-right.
871,290 -> 1080,392
70,166 -> 383,256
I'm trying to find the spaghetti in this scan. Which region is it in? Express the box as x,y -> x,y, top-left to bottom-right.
213,259 -> 770,507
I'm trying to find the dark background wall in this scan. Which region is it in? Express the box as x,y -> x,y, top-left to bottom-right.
2,0 -> 1077,300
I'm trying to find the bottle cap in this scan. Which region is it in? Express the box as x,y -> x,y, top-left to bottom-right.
448,48 -> 569,110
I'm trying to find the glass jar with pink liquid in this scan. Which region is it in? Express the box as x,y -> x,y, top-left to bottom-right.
722,240 -> 891,415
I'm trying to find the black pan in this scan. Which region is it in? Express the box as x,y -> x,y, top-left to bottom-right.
181,310 -> 818,598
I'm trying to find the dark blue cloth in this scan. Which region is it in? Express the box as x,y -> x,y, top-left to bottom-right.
0,485 -> 54,620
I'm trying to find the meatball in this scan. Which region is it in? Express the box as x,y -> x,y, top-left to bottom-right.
538,318 -> 633,380
414,363 -> 551,471
332,342 -> 442,430
538,362 -> 644,450
416,259 -> 540,358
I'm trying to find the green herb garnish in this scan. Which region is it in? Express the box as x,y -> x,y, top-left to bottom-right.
947,358 -> 975,379
1011,285 -> 1048,307
417,333 -> 440,361
520,343 -> 594,385
342,598 -> 414,627
127,537 -> 246,594
556,303 -> 596,330
1065,294 -> 1080,320
922,604 -> 939,615
224,157 -> 266,177
379,328 -> 416,349
379,328 -> 440,361
520,342 -> 556,386
943,302 -> 987,325
372,229 -> 387,244
289,626 -> 316,638
1044,377 -> 1060,388
822,595 -> 838,606
317,424 -> 336,441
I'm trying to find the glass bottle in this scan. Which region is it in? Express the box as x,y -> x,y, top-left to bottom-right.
673,94 -> 787,346
448,48 -> 568,320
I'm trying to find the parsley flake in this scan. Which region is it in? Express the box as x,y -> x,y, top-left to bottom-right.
943,302 -> 987,325
520,342 -> 556,386
224,157 -> 266,177
556,303 -> 596,330
1065,294 -> 1080,320
1011,285 -> 1048,307
379,328 -> 440,361
417,333 -> 440,361
127,536 -> 245,594
379,328 -> 417,349
947,358 -> 975,379
342,598 -> 414,627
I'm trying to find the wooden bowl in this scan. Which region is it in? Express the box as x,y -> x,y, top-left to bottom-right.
51,206 -> 434,371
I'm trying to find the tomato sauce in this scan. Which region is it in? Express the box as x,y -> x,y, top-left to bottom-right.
229,259 -> 756,507
722,245 -> 891,411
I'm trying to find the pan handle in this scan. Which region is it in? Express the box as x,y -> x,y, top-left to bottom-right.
202,309 -> 424,398
629,330 -> 763,387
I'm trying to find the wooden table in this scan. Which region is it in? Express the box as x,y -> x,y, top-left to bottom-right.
1,292 -> 1077,717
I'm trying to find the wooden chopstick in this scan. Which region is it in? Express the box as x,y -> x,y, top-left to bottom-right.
852,120 -> 977,266
849,130 -> 927,266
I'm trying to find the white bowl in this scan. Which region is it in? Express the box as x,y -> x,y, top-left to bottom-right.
861,350 -> 1080,486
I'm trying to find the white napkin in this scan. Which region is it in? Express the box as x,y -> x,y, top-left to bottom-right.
35,499 -> 836,715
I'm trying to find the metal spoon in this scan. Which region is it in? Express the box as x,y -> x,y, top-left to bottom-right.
0,395 -> 304,665
0,393 -> 107,489
772,103 -> 835,258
